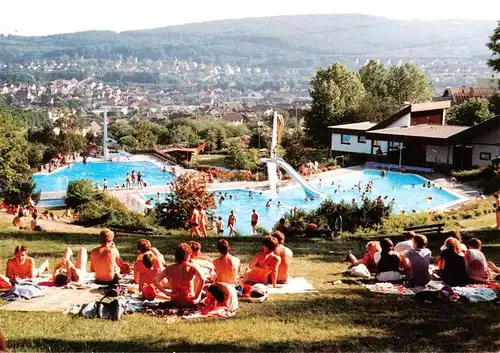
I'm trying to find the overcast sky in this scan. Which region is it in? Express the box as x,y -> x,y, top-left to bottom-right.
1,0 -> 499,36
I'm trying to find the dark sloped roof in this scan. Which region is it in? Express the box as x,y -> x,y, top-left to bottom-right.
368,105 -> 411,130
448,114 -> 500,144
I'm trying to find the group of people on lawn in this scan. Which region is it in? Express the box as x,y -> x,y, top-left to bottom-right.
347,230 -> 500,286
2,229 -> 293,312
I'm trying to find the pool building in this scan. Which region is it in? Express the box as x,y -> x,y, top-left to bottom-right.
329,101 -> 500,171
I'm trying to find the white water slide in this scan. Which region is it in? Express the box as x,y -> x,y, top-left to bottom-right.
261,157 -> 324,198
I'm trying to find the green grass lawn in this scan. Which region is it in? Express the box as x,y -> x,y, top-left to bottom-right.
0,225 -> 499,352
196,154 -> 228,168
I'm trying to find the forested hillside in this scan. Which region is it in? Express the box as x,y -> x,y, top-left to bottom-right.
0,14 -> 496,66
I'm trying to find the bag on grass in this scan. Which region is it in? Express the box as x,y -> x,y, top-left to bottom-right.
350,264 -> 371,278
79,296 -> 127,321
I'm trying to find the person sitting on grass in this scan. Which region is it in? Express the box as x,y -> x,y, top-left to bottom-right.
394,231 -> 416,255
5,245 -> 49,284
201,282 -> 238,317
465,238 -> 498,284
152,243 -> 205,308
212,240 -> 240,285
12,211 -> 28,230
53,247 -> 87,286
439,230 -> 468,253
403,234 -> 431,286
375,238 -> 403,282
438,237 -> 468,287
90,229 -> 128,286
244,236 -> 281,288
189,241 -> 216,282
271,232 -> 293,284
346,241 -> 381,273
30,213 -> 46,232
134,239 -> 166,291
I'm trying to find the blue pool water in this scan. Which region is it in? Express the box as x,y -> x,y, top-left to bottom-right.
34,161 -> 175,193
143,169 -> 461,236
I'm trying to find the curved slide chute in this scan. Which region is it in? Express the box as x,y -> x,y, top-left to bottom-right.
261,157 -> 324,198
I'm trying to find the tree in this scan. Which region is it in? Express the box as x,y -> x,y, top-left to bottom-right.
204,128 -> 218,152
446,98 -> 494,126
54,108 -> 86,155
489,93 -> 500,116
0,105 -> 39,204
387,63 -> 434,105
119,135 -> 139,148
306,62 -> 365,146
359,60 -> 390,98
487,21 -> 500,73
283,128 -> 306,168
225,138 -> 260,171
65,179 -> 96,210
156,173 -> 216,229
132,121 -> 159,148
354,93 -> 399,123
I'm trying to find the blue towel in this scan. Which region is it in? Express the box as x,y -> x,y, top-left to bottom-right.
1,280 -> 45,301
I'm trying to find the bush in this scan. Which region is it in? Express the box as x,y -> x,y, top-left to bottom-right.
156,172 -> 216,229
277,198 -> 391,234
65,180 -> 96,210
451,166 -> 493,182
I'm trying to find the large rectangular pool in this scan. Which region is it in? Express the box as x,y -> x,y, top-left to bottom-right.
142,169 -> 463,236
34,161 -> 175,193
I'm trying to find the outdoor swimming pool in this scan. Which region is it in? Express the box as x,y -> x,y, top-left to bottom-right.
142,169 -> 462,235
34,161 -> 175,193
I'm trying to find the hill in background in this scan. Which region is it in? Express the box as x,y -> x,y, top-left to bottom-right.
0,14 -> 496,67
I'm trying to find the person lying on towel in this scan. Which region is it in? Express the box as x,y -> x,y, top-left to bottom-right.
53,247 -> 88,286
152,243 -> 205,308
201,282 -> 238,317
6,245 -> 49,284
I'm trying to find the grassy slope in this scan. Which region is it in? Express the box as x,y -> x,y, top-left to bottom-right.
0,221 -> 499,352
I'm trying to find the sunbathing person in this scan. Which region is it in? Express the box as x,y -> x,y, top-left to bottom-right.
346,241 -> 381,273
465,238 -> 493,284
201,282 -> 239,317
394,231 -> 416,255
53,247 -> 87,286
244,236 -> 281,288
12,211 -> 28,230
438,237 -> 468,287
403,234 -> 431,286
189,241 -> 216,282
271,232 -> 293,284
212,240 -> 240,285
375,238 -> 403,282
6,245 -> 49,284
134,239 -> 166,291
152,243 -> 205,307
90,229 -> 126,285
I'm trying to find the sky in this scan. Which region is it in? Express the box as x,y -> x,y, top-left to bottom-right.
1,0 -> 499,36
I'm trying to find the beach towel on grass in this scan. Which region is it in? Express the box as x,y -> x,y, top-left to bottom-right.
364,282 -> 414,295
1,281 -> 44,301
267,277 -> 316,294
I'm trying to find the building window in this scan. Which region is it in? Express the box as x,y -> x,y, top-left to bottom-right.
358,135 -> 366,143
480,152 -> 491,161
389,141 -> 400,150
341,135 -> 351,145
